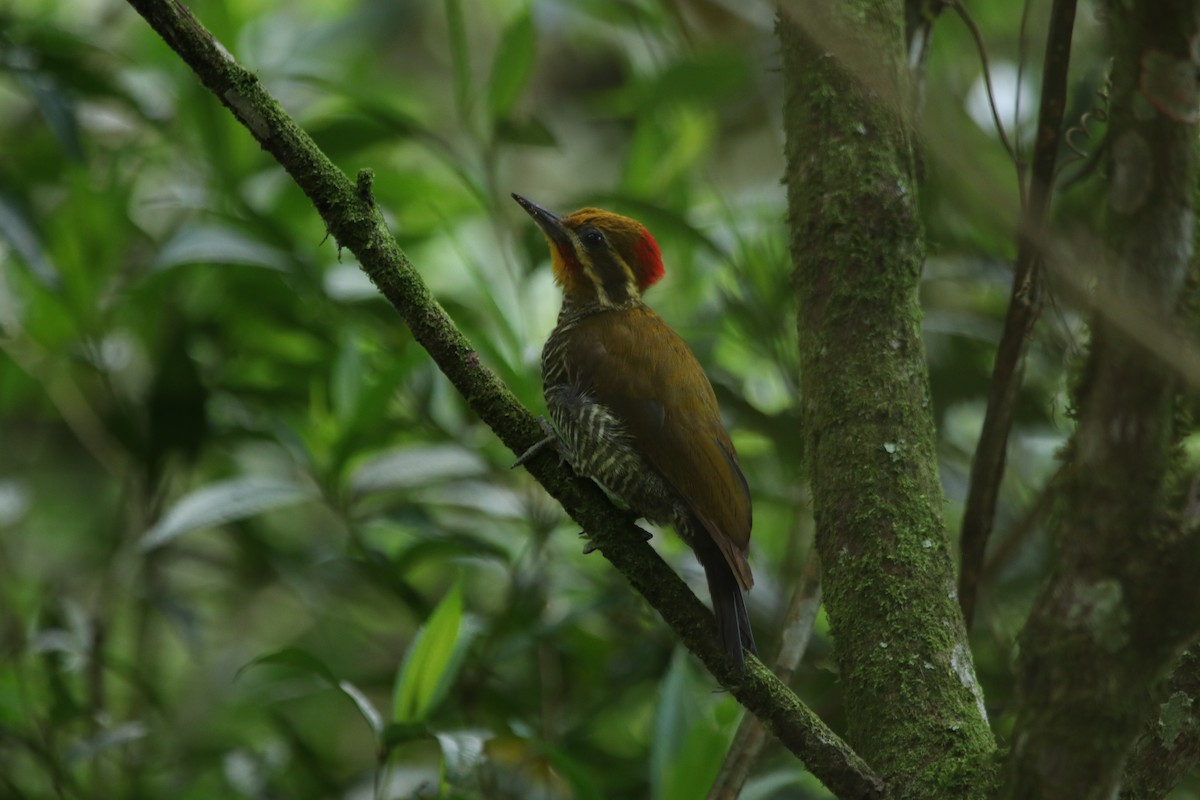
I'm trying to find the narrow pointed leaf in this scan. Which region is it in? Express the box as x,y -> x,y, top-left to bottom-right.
236,647 -> 339,685
237,648 -> 386,739
392,580 -> 474,723
349,444 -> 485,497
337,679 -> 384,736
141,476 -> 318,551
486,11 -> 536,120
445,0 -> 471,120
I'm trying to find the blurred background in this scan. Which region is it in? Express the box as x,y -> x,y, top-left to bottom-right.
1,0 -> 1159,798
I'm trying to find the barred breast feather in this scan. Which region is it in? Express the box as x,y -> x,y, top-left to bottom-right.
541,303 -> 754,592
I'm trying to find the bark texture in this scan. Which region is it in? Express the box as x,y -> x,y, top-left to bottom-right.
780,2 -> 996,797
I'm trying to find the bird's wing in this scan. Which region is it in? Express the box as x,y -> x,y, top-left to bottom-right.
566,306 -> 754,589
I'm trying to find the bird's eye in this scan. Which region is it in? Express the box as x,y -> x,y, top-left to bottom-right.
582,230 -> 605,247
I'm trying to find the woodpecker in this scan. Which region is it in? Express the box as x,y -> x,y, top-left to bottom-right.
512,193 -> 757,671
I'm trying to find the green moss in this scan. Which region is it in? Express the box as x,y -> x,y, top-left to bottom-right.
1158,691 -> 1194,748
781,1 -> 996,795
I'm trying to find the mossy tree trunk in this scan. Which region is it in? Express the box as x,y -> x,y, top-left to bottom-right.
783,0 -> 1200,796
780,2 -> 997,797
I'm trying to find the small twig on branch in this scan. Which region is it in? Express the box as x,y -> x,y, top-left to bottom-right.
1058,76 -> 1111,190
958,0 -> 1077,628
945,0 -> 1024,200
122,1 -> 887,796
1014,0 -> 1033,191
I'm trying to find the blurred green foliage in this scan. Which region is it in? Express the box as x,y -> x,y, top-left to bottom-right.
1,0 -> 1188,798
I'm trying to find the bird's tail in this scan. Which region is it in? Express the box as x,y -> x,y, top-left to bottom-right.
697,537 -> 757,672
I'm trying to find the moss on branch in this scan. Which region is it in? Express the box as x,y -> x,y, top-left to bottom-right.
124,0 -> 887,796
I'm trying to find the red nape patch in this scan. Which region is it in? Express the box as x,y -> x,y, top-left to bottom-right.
634,230 -> 664,290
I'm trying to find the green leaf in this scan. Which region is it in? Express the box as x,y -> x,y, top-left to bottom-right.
18,68 -> 85,162
236,647 -> 339,685
527,739 -> 607,800
444,0 -> 471,121
434,730 -> 487,780
650,647 -> 691,797
140,476 -> 318,551
65,722 -> 148,765
152,224 -> 290,271
571,0 -> 664,26
349,444 -> 486,498
486,10 -> 536,121
659,704 -> 738,800
382,721 -> 430,749
740,766 -> 829,800
300,77 -> 432,157
645,49 -> 751,107
0,192 -> 58,287
494,115 -> 557,147
237,647 -> 385,737
392,534 -> 510,574
392,579 -> 474,723
651,648 -> 739,800
336,678 -> 384,736
331,333 -> 363,424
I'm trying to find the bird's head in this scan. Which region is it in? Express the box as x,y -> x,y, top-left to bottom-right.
512,193 -> 664,308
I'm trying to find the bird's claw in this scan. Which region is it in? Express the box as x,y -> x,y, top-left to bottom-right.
512,417 -> 571,469
579,520 -> 651,554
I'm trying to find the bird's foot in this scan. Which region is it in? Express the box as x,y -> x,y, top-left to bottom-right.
512,417 -> 572,469
580,514 -> 651,554
615,507 -> 650,535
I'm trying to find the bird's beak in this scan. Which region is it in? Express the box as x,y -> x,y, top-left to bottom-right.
512,193 -> 573,253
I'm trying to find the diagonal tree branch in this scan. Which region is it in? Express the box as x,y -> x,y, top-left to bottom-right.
123,0 -> 886,797
708,555 -> 823,800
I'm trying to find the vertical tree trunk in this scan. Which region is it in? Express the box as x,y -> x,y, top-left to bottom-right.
999,2 -> 1200,798
780,2 -> 996,796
